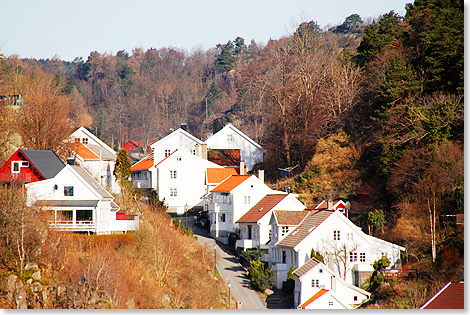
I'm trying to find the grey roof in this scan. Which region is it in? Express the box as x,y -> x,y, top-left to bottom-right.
20,149 -> 65,179
86,144 -> 116,161
277,209 -> 334,248
293,258 -> 322,278
34,200 -> 99,207
71,165 -> 113,199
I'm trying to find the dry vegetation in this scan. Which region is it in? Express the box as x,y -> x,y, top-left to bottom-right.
0,189 -> 230,309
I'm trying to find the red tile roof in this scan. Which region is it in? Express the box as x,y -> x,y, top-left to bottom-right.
130,153 -> 154,171
237,194 -> 288,223
211,175 -> 251,192
207,168 -> 239,184
299,289 -> 329,309
273,210 -> 310,226
68,142 -> 100,160
420,282 -> 464,309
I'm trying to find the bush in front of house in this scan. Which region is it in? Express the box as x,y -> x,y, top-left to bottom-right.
247,258 -> 275,292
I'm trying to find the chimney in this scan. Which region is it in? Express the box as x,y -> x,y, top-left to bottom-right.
194,144 -> 200,157
327,199 -> 333,210
180,123 -> 187,131
67,157 -> 75,165
258,169 -> 264,183
201,144 -> 208,160
240,161 -> 245,175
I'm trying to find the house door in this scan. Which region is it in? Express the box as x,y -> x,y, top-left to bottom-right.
247,225 -> 252,239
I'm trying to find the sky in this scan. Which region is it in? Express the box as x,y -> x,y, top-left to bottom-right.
0,0 -> 413,62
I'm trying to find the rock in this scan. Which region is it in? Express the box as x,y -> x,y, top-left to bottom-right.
2,274 -> 18,305
264,288 -> 274,295
31,282 -> 42,293
25,263 -> 38,271
161,294 -> 171,308
15,281 -> 28,309
32,271 -> 41,279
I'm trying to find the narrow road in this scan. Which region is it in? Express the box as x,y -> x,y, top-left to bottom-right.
182,216 -> 267,309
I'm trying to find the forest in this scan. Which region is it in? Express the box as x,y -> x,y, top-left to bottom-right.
0,0 -> 464,309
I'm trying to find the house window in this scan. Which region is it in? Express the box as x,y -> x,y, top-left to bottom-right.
76,210 -> 93,222
382,252 -> 388,258
165,149 -> 171,157
311,279 -> 319,287
347,233 -> 353,240
244,195 -> 251,204
21,161 -> 29,167
350,252 -> 357,262
64,186 -> 74,196
74,137 -> 80,143
12,161 -> 21,173
57,210 -> 73,222
227,134 -> 233,142
82,138 -> 88,144
319,269 -> 323,273
170,188 -> 177,197
354,296 -> 358,301
170,170 -> 177,179
191,149 -> 196,155
220,213 -> 226,222
268,227 -> 272,240
282,250 -> 287,264
281,226 -> 289,236
176,156 -> 182,162
329,301 -> 334,306
334,230 -> 340,240
360,252 -> 366,262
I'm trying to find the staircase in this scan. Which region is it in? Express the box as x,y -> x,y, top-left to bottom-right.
266,289 -> 293,309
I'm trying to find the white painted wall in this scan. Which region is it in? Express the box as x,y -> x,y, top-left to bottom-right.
205,124 -> 264,172
150,129 -> 203,164
156,150 -> 222,214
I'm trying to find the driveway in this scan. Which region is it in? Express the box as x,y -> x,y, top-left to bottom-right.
182,216 -> 267,309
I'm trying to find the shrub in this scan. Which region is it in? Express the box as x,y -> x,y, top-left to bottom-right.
282,265 -> 296,294
247,259 -> 275,292
240,249 -> 263,265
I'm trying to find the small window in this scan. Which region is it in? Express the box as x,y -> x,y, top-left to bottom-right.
170,188 -> 177,197
82,138 -> 88,144
354,296 -> 358,301
281,226 -> 289,236
21,161 -> 29,167
64,186 -> 74,196
170,170 -> 177,179
220,213 -> 226,222
12,161 -> 21,173
227,134 -> 233,142
244,195 -> 251,204
165,149 -> 171,157
191,149 -> 196,155
282,250 -> 287,264
350,252 -> 357,262
176,156 -> 182,161
334,230 -> 340,240
360,252 -> 366,262
319,269 -> 323,273
74,138 -> 80,143
311,279 -> 319,287
329,301 -> 333,306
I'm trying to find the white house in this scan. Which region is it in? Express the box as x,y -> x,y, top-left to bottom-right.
293,258 -> 370,309
270,205 -> 405,289
207,174 -> 274,243
26,164 -> 138,235
149,128 -> 203,164
153,149 -> 222,214
205,123 -> 264,172
130,153 -> 154,190
67,127 -> 119,194
296,288 -> 352,309
235,193 -> 305,256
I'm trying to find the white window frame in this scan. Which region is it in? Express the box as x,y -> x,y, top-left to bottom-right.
334,230 -> 340,241
170,170 -> 177,179
11,161 -> 21,173
360,252 -> 366,262
164,149 -> 171,157
281,226 -> 289,236
170,187 -> 177,197
350,252 -> 357,262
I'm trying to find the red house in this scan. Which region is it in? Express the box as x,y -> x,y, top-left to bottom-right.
0,149 -> 65,184
122,140 -> 151,153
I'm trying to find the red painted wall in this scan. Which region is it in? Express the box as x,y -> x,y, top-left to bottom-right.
0,149 -> 44,183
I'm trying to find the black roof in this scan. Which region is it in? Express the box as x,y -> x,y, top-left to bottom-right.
20,149 -> 65,179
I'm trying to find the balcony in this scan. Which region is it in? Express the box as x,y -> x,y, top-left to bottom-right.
110,215 -> 139,232
50,220 -> 96,232
235,239 -> 259,250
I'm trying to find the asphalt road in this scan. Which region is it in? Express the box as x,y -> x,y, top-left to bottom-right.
182,216 -> 267,309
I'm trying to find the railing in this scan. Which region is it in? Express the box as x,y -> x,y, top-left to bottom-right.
235,239 -> 258,250
50,220 -> 96,231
